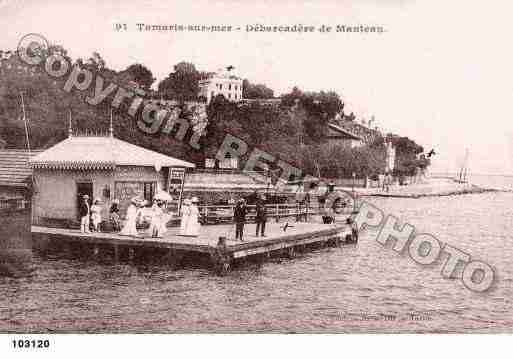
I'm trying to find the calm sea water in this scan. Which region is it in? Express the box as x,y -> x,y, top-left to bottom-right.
1,176 -> 513,333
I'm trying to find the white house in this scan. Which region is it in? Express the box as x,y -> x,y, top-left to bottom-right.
198,68 -> 243,103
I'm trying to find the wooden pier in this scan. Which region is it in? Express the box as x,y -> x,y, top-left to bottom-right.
31,222 -> 356,274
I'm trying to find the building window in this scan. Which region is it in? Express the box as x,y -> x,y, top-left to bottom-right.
229,84 -> 232,90
219,84 -> 222,90
228,93 -> 231,99
235,85 -> 237,91
211,91 -> 214,98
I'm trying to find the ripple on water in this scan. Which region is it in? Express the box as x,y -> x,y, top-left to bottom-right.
1,192 -> 513,332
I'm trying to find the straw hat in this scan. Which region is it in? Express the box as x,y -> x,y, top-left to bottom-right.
82,195 -> 89,199
191,197 -> 199,203
184,199 -> 191,205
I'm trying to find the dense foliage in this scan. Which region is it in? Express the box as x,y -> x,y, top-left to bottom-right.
0,47 -> 428,180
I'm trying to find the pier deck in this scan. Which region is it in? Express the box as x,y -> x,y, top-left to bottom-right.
31,222 -> 354,273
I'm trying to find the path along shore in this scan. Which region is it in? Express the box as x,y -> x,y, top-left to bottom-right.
336,177 -> 496,199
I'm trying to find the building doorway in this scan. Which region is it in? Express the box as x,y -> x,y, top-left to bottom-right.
143,182 -> 155,203
76,182 -> 93,219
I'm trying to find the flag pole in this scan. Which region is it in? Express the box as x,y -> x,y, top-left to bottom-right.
110,108 -> 114,137
20,92 -> 31,155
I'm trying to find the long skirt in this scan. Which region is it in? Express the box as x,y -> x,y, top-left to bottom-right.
183,215 -> 200,236
120,218 -> 138,236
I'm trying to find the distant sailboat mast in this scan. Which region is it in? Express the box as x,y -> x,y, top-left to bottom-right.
459,148 -> 469,183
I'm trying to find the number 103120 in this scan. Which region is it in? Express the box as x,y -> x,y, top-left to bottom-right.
12,339 -> 50,349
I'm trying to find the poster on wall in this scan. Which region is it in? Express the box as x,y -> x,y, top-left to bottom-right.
167,167 -> 186,214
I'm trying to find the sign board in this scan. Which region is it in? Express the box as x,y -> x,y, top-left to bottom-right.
205,158 -> 215,168
219,158 -> 238,169
167,167 -> 187,214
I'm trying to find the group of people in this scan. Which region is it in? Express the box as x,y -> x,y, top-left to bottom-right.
78,195 -> 104,234
119,197 -> 170,238
179,197 -> 200,236
378,173 -> 393,192
78,192 -> 269,241
79,195 -> 171,238
233,194 -> 267,241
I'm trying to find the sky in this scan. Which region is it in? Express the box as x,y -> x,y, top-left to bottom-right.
1,0 -> 513,175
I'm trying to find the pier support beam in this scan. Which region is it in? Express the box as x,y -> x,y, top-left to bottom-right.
128,248 -> 135,261
211,237 -> 232,276
113,244 -> 120,263
165,249 -> 184,268
286,246 -> 296,259
92,245 -> 100,259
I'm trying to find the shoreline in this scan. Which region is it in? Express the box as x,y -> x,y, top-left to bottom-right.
337,177 -> 499,199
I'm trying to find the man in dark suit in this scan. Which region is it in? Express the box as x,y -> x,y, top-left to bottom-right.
234,198 -> 247,241
79,194 -> 91,233
255,194 -> 267,237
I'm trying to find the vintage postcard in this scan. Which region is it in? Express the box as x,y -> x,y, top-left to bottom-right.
0,0 -> 511,351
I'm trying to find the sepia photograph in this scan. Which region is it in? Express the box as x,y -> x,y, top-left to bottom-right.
0,0 -> 512,355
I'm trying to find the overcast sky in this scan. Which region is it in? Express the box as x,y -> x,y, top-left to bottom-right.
2,0 -> 513,175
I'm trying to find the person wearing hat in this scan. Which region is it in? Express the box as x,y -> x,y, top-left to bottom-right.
180,198 -> 192,236
255,194 -> 267,237
149,199 -> 164,238
79,195 -> 91,234
109,199 -> 121,231
90,198 -> 103,232
188,197 -> 201,236
180,197 -> 200,236
234,198 -> 247,241
120,197 -> 140,237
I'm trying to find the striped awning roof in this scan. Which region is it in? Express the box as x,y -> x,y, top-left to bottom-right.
30,136 -> 195,170
0,150 -> 41,187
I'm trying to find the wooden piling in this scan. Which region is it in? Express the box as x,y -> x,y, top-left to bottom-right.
113,244 -> 119,262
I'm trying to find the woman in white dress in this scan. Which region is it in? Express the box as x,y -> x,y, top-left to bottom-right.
186,197 -> 201,236
148,200 -> 164,238
90,199 -> 103,232
159,204 -> 170,236
179,199 -> 191,236
120,199 -> 140,237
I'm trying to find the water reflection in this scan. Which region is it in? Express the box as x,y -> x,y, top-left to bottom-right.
0,209 -> 32,277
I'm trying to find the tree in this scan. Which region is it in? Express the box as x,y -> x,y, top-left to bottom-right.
242,79 -> 274,99
86,52 -> 106,71
124,63 -> 155,90
158,61 -> 200,102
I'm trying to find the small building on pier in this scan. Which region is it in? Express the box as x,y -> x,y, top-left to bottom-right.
29,133 -> 194,227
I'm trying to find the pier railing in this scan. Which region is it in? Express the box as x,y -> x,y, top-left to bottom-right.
197,203 -> 353,225
0,198 -> 30,213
